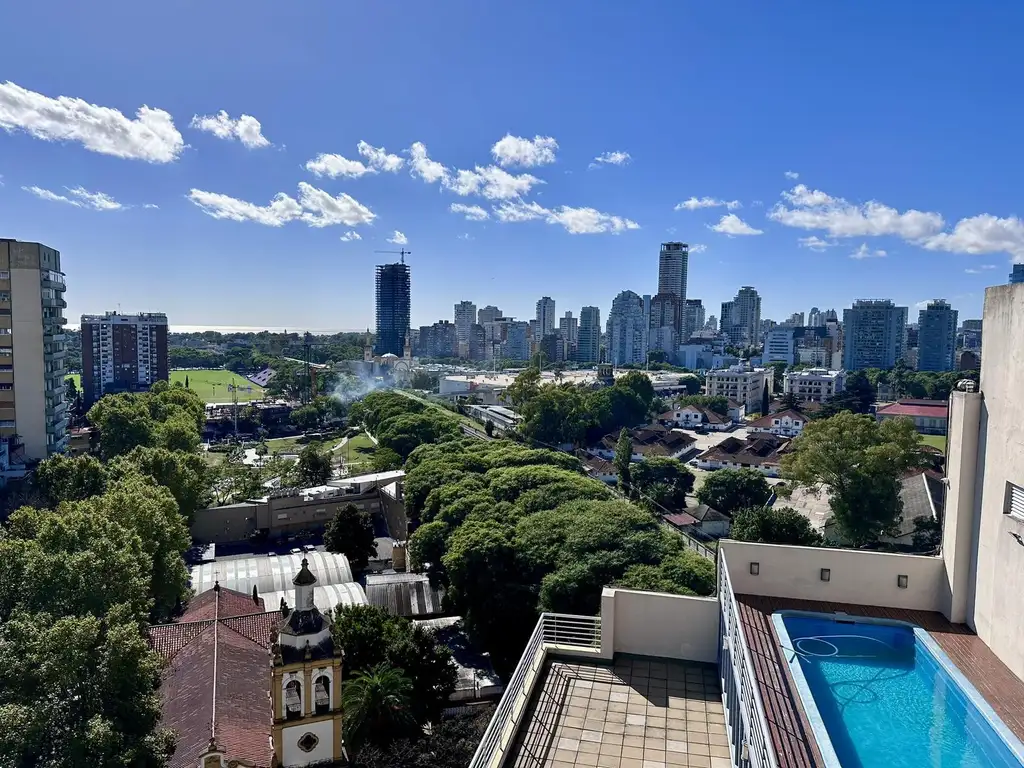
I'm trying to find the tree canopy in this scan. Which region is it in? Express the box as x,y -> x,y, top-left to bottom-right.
781,411 -> 924,545
731,505 -> 823,546
324,504 -> 378,572
695,468 -> 772,516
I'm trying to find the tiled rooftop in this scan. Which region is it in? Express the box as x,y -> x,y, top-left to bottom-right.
506,655 -> 729,768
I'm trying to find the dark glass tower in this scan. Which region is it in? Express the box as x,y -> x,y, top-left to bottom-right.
374,262 -> 411,356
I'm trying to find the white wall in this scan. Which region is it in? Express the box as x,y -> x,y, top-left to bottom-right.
966,284 -> 1024,679
281,720 -> 334,767
720,540 -> 946,612
602,588 -> 719,663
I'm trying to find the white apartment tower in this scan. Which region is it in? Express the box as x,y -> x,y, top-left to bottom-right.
535,296 -> 556,336
658,242 -> 689,301
607,290 -> 648,366
0,239 -> 69,459
558,311 -> 578,345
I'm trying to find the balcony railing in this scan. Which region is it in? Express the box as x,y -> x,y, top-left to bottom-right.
469,613 -> 602,768
718,554 -> 778,768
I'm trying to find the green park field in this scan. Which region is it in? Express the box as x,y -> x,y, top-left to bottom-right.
919,433 -> 946,452
66,369 -> 265,404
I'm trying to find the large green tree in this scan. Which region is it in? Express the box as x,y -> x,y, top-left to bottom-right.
324,504 -> 378,572
34,454 -> 108,507
731,505 -> 822,546
695,468 -> 772,516
781,411 -> 924,545
342,664 -> 419,752
0,606 -> 174,768
110,446 -> 210,522
614,428 -> 633,495
295,442 -> 332,486
630,457 -> 695,513
87,393 -> 157,459
331,605 -> 457,726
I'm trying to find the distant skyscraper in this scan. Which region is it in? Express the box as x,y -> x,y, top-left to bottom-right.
917,299 -> 958,372
535,296 -> 556,336
453,301 -> 477,352
478,305 -> 501,325
1011,264 -> 1024,284
719,302 -> 734,337
650,292 -> 681,355
842,299 -> 908,370
374,261 -> 411,356
607,290 -> 648,366
82,312 -> 169,406
504,321 -> 530,361
558,311 -> 578,344
807,307 -> 825,327
734,287 -> 762,346
658,243 -> 689,301
682,299 -> 705,342
468,323 -> 486,361
577,306 -> 601,364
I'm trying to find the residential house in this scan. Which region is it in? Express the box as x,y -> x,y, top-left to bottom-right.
876,399 -> 949,435
663,504 -> 731,538
694,433 -> 790,476
747,408 -> 807,438
588,425 -> 697,462
583,457 -> 618,485
656,405 -> 729,431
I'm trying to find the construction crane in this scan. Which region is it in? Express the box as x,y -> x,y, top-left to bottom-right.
374,248 -> 412,264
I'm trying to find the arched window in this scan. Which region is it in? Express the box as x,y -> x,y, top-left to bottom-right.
314,675 -> 331,715
285,679 -> 302,720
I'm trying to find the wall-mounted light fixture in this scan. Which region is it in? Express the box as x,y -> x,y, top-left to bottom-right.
749,562 -> 760,576
897,574 -> 909,589
820,568 -> 831,582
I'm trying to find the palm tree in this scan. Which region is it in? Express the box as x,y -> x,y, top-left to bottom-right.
343,664 -> 418,751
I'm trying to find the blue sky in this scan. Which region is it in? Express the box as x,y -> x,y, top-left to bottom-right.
3,1 -> 1024,330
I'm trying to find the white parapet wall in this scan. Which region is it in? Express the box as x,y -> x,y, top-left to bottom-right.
719,540 -> 949,614
601,587 -> 720,664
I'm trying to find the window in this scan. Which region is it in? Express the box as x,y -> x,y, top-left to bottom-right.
314,676 -> 331,714
0,272 -> 8,280
1006,482 -> 1024,523
285,680 -> 302,719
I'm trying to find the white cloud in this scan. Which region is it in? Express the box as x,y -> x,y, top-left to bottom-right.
922,214 -> 1024,262
0,80 -> 183,163
24,185 -> 125,211
190,110 -> 271,149
445,165 -> 542,200
305,153 -> 372,179
387,230 -> 408,245
457,233 -> 473,241
798,235 -> 838,251
408,142 -> 449,184
849,243 -> 887,260
450,203 -> 489,221
493,199 -> 638,235
675,196 -> 741,211
590,150 -> 631,168
143,203 -> 159,209
769,184 -> 945,240
689,244 -> 708,254
187,182 -> 375,228
784,170 -> 800,180
340,231 -> 362,242
357,141 -> 403,173
490,134 -> 558,167
709,213 -> 763,236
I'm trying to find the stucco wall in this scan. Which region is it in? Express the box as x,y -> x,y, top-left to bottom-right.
602,588 -> 719,663
720,540 -> 946,612
968,284 -> 1024,678
280,719 -> 334,767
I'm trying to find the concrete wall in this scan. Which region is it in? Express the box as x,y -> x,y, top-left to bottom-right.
942,390 -> 981,623
966,284 -> 1024,678
191,502 -> 259,543
11,267 -> 45,459
720,540 -> 947,612
601,588 -> 719,664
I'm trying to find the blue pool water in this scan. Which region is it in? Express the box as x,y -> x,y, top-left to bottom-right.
775,613 -> 1024,768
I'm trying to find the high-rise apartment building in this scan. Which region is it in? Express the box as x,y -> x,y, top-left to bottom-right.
917,299 -> 958,372
558,311 -> 578,345
504,321 -> 531,361
720,287 -> 761,346
683,299 -> 704,341
81,312 -> 169,406
658,242 -> 689,300
477,305 -> 501,325
607,290 -> 647,366
0,239 -> 68,459
374,262 -> 410,356
535,296 -> 556,336
453,301 -> 477,354
1009,264 -> 1024,285
468,323 -> 486,361
842,299 -> 908,370
577,306 -> 601,364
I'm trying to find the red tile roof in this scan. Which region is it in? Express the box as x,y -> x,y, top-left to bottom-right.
748,409 -> 805,429
664,512 -> 699,527
179,586 -> 265,622
698,434 -> 790,467
877,400 -> 948,419
148,589 -> 278,768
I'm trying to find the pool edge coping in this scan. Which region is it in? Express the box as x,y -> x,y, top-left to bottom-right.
771,609 -> 1024,768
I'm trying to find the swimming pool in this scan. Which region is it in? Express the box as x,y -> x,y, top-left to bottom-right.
773,611 -> 1024,768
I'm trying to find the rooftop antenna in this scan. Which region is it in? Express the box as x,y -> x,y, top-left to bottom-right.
374,248 -> 412,264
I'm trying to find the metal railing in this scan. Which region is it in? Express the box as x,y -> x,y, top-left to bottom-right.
719,555 -> 778,768
469,612 -> 602,768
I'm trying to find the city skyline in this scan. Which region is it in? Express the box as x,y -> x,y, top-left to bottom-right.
4,3 -> 1024,329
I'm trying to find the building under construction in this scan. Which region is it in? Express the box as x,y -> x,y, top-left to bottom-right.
375,261 -> 411,356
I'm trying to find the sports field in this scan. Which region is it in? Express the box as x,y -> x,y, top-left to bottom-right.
919,433 -> 946,452
65,369 -> 265,404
